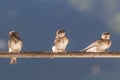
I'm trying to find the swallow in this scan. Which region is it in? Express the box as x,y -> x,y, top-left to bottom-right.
81,32 -> 111,52
52,29 -> 69,52
8,31 -> 23,64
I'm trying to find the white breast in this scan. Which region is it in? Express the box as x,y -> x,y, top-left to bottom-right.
52,38 -> 69,52
9,41 -> 22,52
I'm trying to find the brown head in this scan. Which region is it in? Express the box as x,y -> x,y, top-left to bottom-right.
9,31 -> 19,39
101,32 -> 110,40
56,29 -> 65,38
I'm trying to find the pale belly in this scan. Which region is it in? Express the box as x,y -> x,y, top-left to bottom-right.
52,40 -> 68,52
9,42 -> 22,52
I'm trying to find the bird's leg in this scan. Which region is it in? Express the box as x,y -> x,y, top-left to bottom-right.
62,50 -> 67,56
50,52 -> 54,59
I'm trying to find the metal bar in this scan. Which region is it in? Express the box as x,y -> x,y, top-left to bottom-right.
0,52 -> 120,58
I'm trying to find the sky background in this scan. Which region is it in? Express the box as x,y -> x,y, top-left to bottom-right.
0,0 -> 120,80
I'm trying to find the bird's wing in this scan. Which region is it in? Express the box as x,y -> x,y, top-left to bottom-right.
8,39 -> 11,48
19,39 -> 23,47
53,37 -> 59,46
82,38 -> 104,51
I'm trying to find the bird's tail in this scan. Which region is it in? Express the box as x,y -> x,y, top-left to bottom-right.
80,48 -> 87,52
10,57 -> 17,64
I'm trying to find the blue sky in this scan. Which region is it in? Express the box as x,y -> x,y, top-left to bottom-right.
0,0 -> 120,80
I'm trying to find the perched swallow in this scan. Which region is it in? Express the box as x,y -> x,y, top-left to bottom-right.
81,32 -> 111,52
8,31 -> 23,64
52,29 -> 69,52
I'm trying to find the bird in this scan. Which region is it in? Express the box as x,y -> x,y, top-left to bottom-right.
8,31 -> 23,64
81,32 -> 111,52
52,29 -> 69,52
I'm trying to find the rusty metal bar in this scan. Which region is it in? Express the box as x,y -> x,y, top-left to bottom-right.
0,52 -> 119,58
